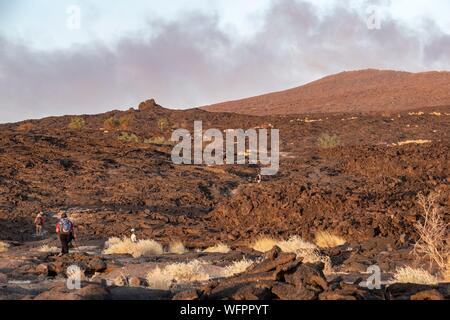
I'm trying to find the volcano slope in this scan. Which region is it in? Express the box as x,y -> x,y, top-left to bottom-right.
0,99 -> 449,300
203,69 -> 450,115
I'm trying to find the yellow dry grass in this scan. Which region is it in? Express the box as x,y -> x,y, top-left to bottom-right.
315,231 -> 346,248
103,237 -> 163,258
393,140 -> 432,146
392,266 -> 439,285
203,243 -> 231,253
37,245 -> 59,253
221,259 -> 254,278
146,260 -> 210,290
277,236 -> 317,252
304,118 -> 323,123
168,241 -> 188,254
250,237 -> 279,253
250,236 -> 334,274
146,258 -> 256,290
0,241 -> 9,253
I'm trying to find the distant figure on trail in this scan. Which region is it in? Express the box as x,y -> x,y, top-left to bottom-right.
256,173 -> 262,184
56,212 -> 75,256
34,212 -> 45,236
130,229 -> 137,243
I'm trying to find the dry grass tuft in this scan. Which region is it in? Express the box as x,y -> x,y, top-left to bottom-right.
392,266 -> 439,285
278,236 -> 333,274
408,112 -> 424,116
413,191 -> 449,279
393,140 -> 432,146
0,241 -> 9,253
104,237 -> 122,248
103,237 -> 163,258
168,241 -> 188,255
251,236 -> 333,274
146,260 -> 210,290
221,259 -> 254,278
318,133 -> 340,148
277,236 -> 317,252
315,231 -> 346,248
37,245 -> 59,253
203,243 -> 231,254
146,258 -> 257,290
251,237 -> 279,253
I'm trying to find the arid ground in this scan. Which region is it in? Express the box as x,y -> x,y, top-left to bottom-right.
0,71 -> 449,300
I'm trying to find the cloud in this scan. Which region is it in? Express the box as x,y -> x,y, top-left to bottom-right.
0,0 -> 449,123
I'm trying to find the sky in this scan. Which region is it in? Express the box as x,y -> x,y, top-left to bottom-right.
0,0 -> 450,123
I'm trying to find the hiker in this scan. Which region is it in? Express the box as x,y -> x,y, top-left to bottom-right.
34,212 -> 45,236
256,173 -> 262,184
130,229 -> 137,243
56,212 -> 75,255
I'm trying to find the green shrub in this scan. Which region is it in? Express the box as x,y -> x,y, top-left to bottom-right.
105,116 -> 132,130
144,136 -> 174,146
68,117 -> 86,129
118,132 -> 139,143
157,118 -> 168,132
318,133 -> 340,148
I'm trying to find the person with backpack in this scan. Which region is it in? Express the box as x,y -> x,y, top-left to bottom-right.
34,212 -> 45,236
56,212 -> 75,255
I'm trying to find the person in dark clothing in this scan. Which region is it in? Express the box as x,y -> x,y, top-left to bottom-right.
56,212 -> 75,255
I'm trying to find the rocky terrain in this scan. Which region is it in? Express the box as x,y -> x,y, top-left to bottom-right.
0,96 -> 449,300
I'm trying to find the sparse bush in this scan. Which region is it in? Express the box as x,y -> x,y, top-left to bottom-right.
104,116 -> 132,130
103,237 -> 163,258
144,136 -> 173,146
168,241 -> 187,254
318,133 -> 340,148
0,241 -> 9,253
392,266 -> 439,285
146,260 -> 210,290
315,231 -> 346,248
413,191 -> 449,279
118,132 -> 139,143
203,243 -> 231,253
68,117 -> 86,129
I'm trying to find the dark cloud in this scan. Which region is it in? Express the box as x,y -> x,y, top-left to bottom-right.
0,0 -> 449,123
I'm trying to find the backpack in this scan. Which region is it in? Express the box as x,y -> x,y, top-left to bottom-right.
60,218 -> 72,235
